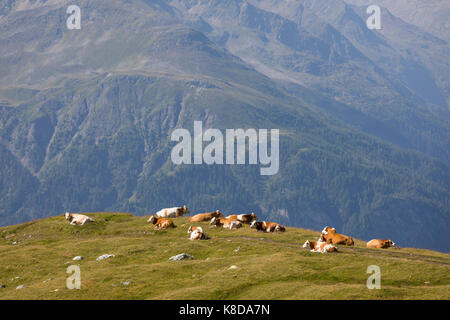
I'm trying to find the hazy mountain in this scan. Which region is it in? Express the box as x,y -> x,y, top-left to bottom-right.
168,0 -> 450,161
344,0 -> 450,41
0,0 -> 449,252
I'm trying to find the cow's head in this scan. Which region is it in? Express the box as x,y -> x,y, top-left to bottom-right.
250,212 -> 258,221
275,224 -> 285,232
250,221 -> 264,231
214,210 -> 222,217
147,216 -> 157,224
65,212 -> 72,221
187,226 -> 193,234
319,233 -> 328,242
387,239 -> 395,247
210,217 -> 219,226
346,237 -> 354,246
321,226 -> 336,235
183,205 -> 190,214
303,240 -> 314,250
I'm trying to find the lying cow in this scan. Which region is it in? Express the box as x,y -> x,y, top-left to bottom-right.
189,210 -> 222,222
210,217 -> 242,230
303,240 -> 338,253
225,213 -> 258,224
65,212 -> 94,225
147,215 -> 175,230
320,226 -> 354,246
250,221 -> 285,232
187,226 -> 209,240
367,239 -> 395,249
154,205 -> 189,218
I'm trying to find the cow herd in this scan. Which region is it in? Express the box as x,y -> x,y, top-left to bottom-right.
302,226 -> 395,253
64,207 -> 396,253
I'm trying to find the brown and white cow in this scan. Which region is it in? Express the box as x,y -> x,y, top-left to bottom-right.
366,239 -> 395,249
225,213 -> 258,224
187,226 -> 209,240
210,217 -> 242,230
65,212 -> 94,225
320,226 -> 354,246
189,210 -> 222,222
250,221 -> 285,233
147,215 -> 175,230
154,205 -> 190,218
303,240 -> 338,253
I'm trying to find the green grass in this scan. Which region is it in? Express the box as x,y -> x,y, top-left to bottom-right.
0,212 -> 449,300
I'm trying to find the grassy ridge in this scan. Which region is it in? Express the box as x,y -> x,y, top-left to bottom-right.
0,212 -> 449,300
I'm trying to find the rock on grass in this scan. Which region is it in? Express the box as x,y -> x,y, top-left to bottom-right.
96,254 -> 115,261
168,253 -> 192,261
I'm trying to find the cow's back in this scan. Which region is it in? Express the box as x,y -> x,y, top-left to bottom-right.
156,207 -> 179,218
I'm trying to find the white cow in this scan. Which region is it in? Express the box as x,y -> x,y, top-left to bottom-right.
65,212 -> 94,225
155,205 -> 189,218
188,226 -> 208,240
302,240 -> 338,253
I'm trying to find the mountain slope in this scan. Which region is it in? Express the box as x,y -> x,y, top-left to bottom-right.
0,213 -> 449,299
343,0 -> 450,41
2,69 -> 449,251
168,0 -> 450,161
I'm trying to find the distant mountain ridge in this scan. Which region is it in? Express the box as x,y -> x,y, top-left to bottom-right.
0,0 -> 449,252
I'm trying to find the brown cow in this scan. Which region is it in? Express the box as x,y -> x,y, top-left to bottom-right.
320,226 -> 354,246
367,239 -> 395,249
189,210 -> 222,222
250,221 -> 285,233
147,215 -> 175,230
303,240 -> 338,253
225,213 -> 258,224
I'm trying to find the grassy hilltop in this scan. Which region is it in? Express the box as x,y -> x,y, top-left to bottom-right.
0,212 -> 449,300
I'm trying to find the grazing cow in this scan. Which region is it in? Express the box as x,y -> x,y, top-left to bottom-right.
154,205 -> 190,218
225,213 -> 258,224
210,217 -> 242,230
147,215 -> 175,230
187,226 -> 208,240
320,226 -> 354,246
367,239 -> 395,249
303,240 -> 338,253
189,210 -> 222,222
250,221 -> 286,233
65,212 -> 94,225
